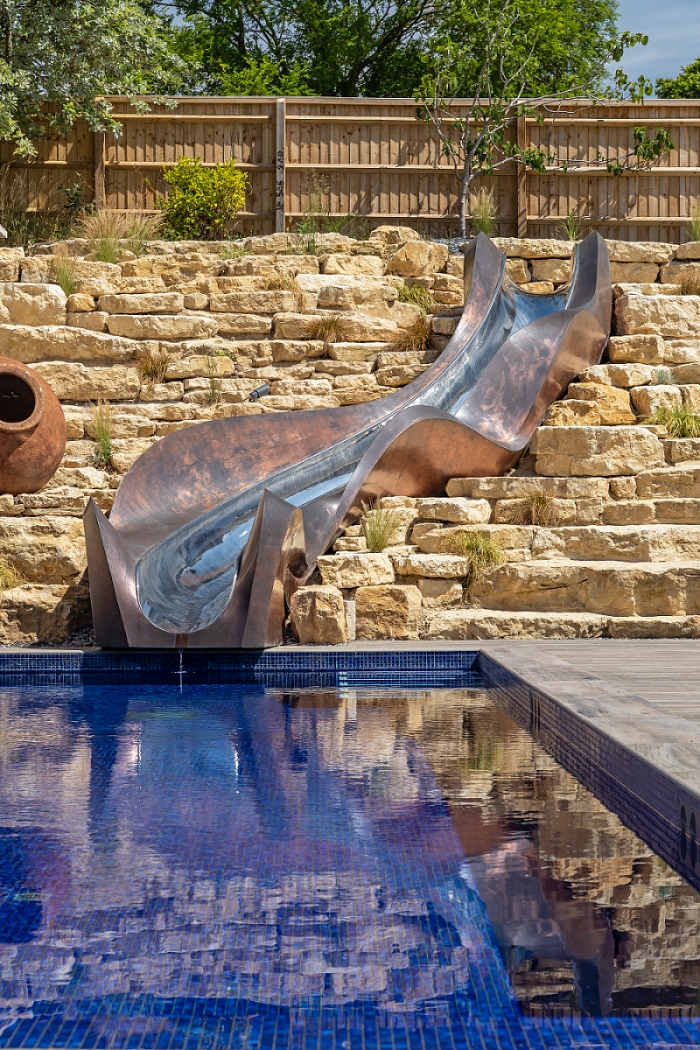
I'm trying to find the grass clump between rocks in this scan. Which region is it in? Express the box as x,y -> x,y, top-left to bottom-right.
361,502 -> 404,552
653,367 -> 675,385
91,401 -> 114,467
443,529 -> 505,597
311,313 -> 342,346
136,348 -> 171,384
79,210 -> 127,263
468,188 -> 496,237
677,273 -> 700,296
264,272 -> 300,292
392,315 -> 430,354
646,406 -> 700,437
513,493 -> 560,526
0,561 -> 25,591
397,283 -> 436,313
53,249 -> 79,297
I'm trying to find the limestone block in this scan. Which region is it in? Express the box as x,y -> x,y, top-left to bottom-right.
492,238 -> 572,258
477,478 -> 609,501
269,339 -> 326,362
139,382 -> 185,402
676,243 -> 700,260
33,361 -> 141,400
680,385 -> 700,412
431,315 -> 459,336
637,464 -> 700,498
656,339 -> 700,365
616,293 -> 700,338
369,226 -> 421,244
118,277 -> 168,294
445,255 -> 465,277
317,552 -> 394,588
21,257 -> 120,284
531,258 -> 571,283
392,553 -> 470,579
578,363 -> 658,388
0,517 -> 86,582
165,355 -> 234,379
543,400 -> 601,426
609,262 -> 660,283
528,281 -> 555,294
386,241 -> 448,277
242,363 -> 315,381
288,585 -> 346,644
661,261 -> 700,284
607,240 -> 675,263
182,377 -> 262,404
607,335 -> 664,365
271,378 -> 333,396
120,254 -> 224,283
671,363 -> 700,385
65,293 -> 95,312
0,248 -> 24,281
377,348 -> 438,367
20,486 -> 88,516
61,407 -> 85,440
332,375 -> 387,405
314,360 -> 374,376
375,363 -> 428,386
531,426 -> 664,476
334,313 -> 401,342
609,477 -> 637,499
0,583 -> 91,645
183,292 -> 209,310
85,412 -> 155,439
320,255 -> 385,276
416,579 -> 463,608
110,440 -> 156,473
663,437 -> 700,463
130,402 -> 193,421
602,500 -> 656,525
564,382 -> 636,424
258,394 -> 340,411
295,277 -> 398,311
470,561 -> 639,615
416,498 -> 492,524
210,291 -> 297,314
422,608 -> 606,640
504,258 -> 529,283
106,314 -> 219,340
272,313 -> 322,339
355,585 -> 421,640
606,615 -> 700,639
207,313 -> 271,336
97,292 -> 184,315
67,311 -> 108,332
52,465 -> 111,490
630,384 -> 682,416
327,343 -> 385,363
0,283 -> 66,325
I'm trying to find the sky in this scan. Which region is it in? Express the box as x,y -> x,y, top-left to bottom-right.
616,0 -> 699,85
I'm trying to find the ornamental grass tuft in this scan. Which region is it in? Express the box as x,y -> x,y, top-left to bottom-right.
443,529 -> 505,596
646,406 -> 700,437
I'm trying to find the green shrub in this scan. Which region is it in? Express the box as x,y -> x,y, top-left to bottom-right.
160,158 -> 247,240
398,284 -> 436,313
646,406 -> 700,438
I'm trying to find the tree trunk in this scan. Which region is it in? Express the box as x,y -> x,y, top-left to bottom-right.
458,168 -> 471,238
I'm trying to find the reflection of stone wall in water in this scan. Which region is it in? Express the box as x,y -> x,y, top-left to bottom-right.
0,686 -> 700,1030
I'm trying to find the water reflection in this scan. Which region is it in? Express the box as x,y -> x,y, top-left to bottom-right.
0,683 -> 698,1050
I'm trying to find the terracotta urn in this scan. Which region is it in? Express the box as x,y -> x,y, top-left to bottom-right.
0,358 -> 66,495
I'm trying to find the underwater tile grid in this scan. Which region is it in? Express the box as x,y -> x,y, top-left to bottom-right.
0,663 -> 698,1047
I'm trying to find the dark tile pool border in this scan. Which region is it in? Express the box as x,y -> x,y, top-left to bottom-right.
479,649 -> 700,897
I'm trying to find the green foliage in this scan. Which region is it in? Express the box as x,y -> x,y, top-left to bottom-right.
443,529 -> 505,596
220,242 -> 250,259
53,251 -> 79,297
79,210 -> 126,263
159,157 -> 247,240
91,402 -> 114,467
161,0 -> 622,99
646,407 -> 700,438
123,212 -> 163,255
653,367 -> 674,385
397,284 -> 436,313
657,57 -> 700,99
468,187 -> 496,235
361,502 -> 404,552
559,210 -> 582,241
0,0 -> 184,156
606,127 -> 675,175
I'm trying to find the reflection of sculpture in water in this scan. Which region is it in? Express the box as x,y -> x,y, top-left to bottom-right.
84,233 -> 612,648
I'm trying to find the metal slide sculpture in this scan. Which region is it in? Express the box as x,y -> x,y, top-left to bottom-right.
84,232 -> 612,648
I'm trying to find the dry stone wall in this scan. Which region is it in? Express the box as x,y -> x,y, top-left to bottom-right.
1,228 -> 700,644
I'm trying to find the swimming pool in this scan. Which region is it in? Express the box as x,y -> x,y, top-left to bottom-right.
0,674 -> 699,1048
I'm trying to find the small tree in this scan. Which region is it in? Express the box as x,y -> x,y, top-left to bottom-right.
159,157 -> 248,239
416,0 -> 674,237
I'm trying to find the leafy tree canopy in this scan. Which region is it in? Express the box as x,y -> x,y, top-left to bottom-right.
159,0 -> 623,99
657,58 -> 700,99
0,0 -> 185,154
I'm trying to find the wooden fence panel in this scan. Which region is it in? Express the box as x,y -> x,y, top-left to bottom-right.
3,98 -> 700,241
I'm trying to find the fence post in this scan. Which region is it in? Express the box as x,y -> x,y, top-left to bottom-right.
275,98 -> 286,233
94,132 -> 106,209
516,116 -> 527,238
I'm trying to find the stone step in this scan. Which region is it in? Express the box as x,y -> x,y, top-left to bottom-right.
421,609 -> 700,640
411,524 -> 700,562
469,560 -> 700,617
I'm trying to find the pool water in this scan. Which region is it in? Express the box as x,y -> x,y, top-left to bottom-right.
0,680 -> 699,1049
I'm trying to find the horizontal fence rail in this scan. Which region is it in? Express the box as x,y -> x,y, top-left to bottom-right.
2,97 -> 700,241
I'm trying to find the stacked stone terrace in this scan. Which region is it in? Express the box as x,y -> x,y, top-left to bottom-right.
1,228 -> 700,643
